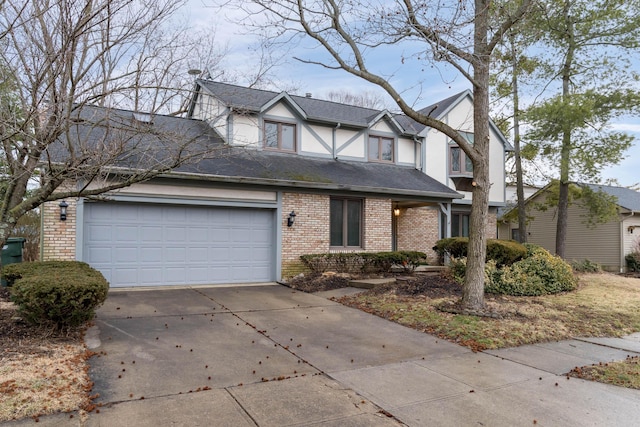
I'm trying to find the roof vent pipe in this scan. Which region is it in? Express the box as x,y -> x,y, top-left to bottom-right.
305,93 -> 312,98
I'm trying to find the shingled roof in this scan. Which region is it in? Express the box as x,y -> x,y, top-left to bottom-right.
196,80 -> 390,129
585,184 -> 640,212
57,105 -> 461,202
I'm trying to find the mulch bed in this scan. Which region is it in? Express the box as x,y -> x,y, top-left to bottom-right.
0,287 -> 84,358
285,271 -> 462,298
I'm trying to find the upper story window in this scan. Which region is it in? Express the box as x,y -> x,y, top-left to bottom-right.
368,135 -> 394,162
449,132 -> 474,176
264,120 -> 296,152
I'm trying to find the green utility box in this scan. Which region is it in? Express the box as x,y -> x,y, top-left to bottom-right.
1,237 -> 26,286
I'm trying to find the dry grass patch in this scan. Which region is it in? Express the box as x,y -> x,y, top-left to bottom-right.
0,289 -> 91,422
337,273 -> 640,351
569,356 -> 640,389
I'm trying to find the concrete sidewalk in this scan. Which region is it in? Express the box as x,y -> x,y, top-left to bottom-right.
6,284 -> 640,426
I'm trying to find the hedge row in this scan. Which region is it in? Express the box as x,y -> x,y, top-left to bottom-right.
433,237 -> 527,267
3,261 -> 109,329
300,251 -> 427,274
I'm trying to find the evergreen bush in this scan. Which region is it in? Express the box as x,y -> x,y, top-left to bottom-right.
7,261 -> 109,328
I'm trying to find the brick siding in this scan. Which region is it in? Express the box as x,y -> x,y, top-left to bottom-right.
396,206 -> 440,263
281,193 -> 392,278
41,199 -> 76,261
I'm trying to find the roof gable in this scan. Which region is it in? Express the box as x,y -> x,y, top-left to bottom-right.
193,80 -> 512,150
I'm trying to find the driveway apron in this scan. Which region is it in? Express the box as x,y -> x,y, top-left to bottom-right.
72,284 -> 640,426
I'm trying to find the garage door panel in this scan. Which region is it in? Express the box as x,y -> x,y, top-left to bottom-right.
141,226 -> 162,241
114,225 -> 138,241
113,268 -> 138,285
84,202 -> 274,287
87,247 -> 112,263
116,248 -> 139,262
140,248 -> 162,262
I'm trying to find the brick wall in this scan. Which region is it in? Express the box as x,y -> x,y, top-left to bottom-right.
363,198 -> 392,252
280,193 -> 392,278
281,193 -> 330,277
396,206 -> 440,262
41,199 -> 76,261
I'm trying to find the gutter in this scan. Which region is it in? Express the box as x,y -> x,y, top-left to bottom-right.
95,166 -> 463,201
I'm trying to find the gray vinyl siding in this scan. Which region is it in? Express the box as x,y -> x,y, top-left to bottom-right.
526,193 -> 621,271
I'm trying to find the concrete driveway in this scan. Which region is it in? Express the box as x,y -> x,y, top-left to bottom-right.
15,283 -> 640,426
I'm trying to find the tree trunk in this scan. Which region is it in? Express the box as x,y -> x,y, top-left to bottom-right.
555,0 -> 575,258
461,0 -> 491,311
510,35 -> 527,243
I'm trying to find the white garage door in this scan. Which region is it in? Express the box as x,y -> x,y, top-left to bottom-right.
83,202 -> 275,287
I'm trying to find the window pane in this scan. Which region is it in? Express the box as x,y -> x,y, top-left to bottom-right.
281,124 -> 295,150
265,122 -> 278,148
451,214 -> 460,237
330,199 -> 343,246
451,147 -> 461,172
463,132 -> 474,145
461,214 -> 470,237
368,137 -> 379,160
346,200 -> 361,246
381,138 -> 393,161
465,155 -> 473,173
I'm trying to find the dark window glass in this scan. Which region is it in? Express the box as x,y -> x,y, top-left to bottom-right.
330,199 -> 344,246
452,213 -> 470,237
347,200 -> 361,246
330,198 -> 362,247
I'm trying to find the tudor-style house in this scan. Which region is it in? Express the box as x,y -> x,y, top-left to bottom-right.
41,80 -> 510,287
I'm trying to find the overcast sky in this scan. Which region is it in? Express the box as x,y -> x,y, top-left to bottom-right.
181,1 -> 640,188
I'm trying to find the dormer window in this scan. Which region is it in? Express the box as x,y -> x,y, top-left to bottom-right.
368,135 -> 394,162
132,112 -> 153,124
264,120 -> 296,152
449,132 -> 474,176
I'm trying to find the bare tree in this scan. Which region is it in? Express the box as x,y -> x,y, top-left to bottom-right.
325,90 -> 389,110
230,0 -> 533,312
0,0 -> 227,253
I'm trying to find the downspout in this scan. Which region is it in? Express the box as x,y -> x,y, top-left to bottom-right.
227,107 -> 233,143
413,137 -> 422,170
333,123 -> 341,159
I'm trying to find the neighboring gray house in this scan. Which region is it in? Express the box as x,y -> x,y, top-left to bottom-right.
42,81 -> 511,287
498,183 -> 640,272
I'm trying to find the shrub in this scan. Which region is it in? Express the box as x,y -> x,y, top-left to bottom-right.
447,257 -> 498,286
486,250 -> 577,296
8,261 -> 109,328
300,251 -> 427,274
433,238 -> 526,266
571,259 -> 602,273
626,252 -> 640,272
523,243 -> 547,257
2,260 -> 96,287
433,237 -> 469,260
486,240 -> 527,266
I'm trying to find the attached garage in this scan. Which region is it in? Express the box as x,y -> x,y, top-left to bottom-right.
82,201 -> 275,287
